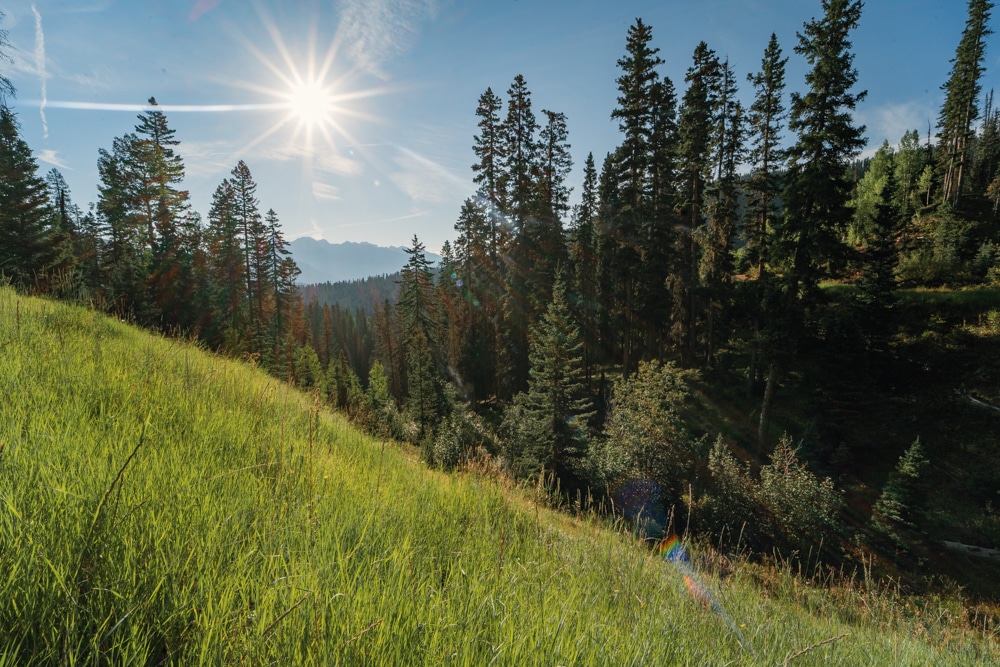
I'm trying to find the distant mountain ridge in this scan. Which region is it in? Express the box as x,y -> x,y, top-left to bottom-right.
289,238 -> 442,284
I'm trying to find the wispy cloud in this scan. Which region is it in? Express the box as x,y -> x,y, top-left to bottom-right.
180,139 -> 239,180
858,101 -> 936,148
30,4 -> 47,137
312,181 -> 340,200
36,100 -> 285,113
37,149 -> 68,169
389,146 -> 468,204
337,0 -> 444,78
189,0 -> 224,21
263,141 -> 363,176
339,210 -> 429,228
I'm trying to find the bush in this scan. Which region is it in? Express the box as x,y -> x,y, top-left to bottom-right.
703,436 -> 772,552
602,361 -> 698,502
759,435 -> 843,555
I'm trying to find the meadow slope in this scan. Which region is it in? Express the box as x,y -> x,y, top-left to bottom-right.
0,288 -> 996,665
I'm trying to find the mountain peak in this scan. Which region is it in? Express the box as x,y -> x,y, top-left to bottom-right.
289,238 -> 442,284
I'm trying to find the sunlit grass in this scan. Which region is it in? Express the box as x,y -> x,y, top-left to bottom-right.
1,287 -> 997,664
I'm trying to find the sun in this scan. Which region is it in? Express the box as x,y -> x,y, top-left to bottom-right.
284,78 -> 336,129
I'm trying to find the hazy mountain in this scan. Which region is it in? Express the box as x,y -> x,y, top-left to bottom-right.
289,238 -> 442,284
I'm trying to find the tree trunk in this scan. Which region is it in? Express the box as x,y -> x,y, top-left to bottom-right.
758,361 -> 777,456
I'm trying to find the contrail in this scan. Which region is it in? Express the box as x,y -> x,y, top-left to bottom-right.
30,101 -> 288,112
31,4 -> 47,138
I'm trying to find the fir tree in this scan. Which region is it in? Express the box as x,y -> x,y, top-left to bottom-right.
744,33 -> 787,279
781,0 -> 866,303
502,74 -> 539,227
0,107 -> 56,288
0,12 -> 14,105
505,278 -> 594,484
938,0 -> 994,206
672,41 -> 720,357
610,19 -> 665,373
472,87 -> 507,220
855,156 -> 901,354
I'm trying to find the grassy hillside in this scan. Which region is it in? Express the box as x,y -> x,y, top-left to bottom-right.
1,287 -> 997,665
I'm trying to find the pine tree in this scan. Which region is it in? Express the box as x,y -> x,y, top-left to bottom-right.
781,0 -> 866,303
472,87 -> 507,219
855,156 -> 901,354
701,58 -> 745,365
0,107 -> 56,288
744,33 -> 788,279
505,277 -> 594,484
399,236 -> 445,440
0,12 -> 15,105
609,19 -> 665,373
569,152 -> 599,383
938,0 -> 994,207
230,160 -> 267,335
502,74 -> 539,227
672,41 -> 720,357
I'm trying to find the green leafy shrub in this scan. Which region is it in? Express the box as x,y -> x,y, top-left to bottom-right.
760,435 -> 843,555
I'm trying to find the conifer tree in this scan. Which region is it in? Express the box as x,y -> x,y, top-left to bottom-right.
672,41 -> 720,357
609,19 -> 665,373
205,178 -> 246,349
701,59 -> 745,365
938,0 -> 994,206
0,107 -> 57,288
781,0 -> 866,303
472,87 -> 507,220
0,12 -> 14,105
855,157 -> 901,354
97,133 -> 148,311
230,160 -> 267,333
569,152 -> 599,383
504,277 -> 594,483
502,74 -> 539,227
639,76 -> 679,359
744,34 -> 787,279
399,236 -> 444,440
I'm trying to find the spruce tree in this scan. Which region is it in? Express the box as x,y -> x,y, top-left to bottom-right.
230,160 -> 266,333
938,0 -> 994,207
855,156 -> 901,354
502,74 -> 539,227
0,107 -> 56,288
505,277 -> 594,484
781,0 -> 866,303
672,41 -> 720,357
569,152 -> 599,383
472,87 -> 507,220
205,178 -> 246,349
609,19 -> 665,372
399,236 -> 444,441
744,33 -> 787,279
0,12 -> 14,105
701,58 -> 745,365
639,77 -> 679,360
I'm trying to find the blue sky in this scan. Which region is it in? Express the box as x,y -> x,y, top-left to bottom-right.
0,0 -> 988,253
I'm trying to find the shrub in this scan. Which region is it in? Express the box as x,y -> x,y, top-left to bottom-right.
759,435 -> 843,555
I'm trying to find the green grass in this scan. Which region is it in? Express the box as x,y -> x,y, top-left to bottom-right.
1,287 -> 998,665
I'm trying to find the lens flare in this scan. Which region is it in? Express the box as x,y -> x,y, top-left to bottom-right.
657,535 -> 756,658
